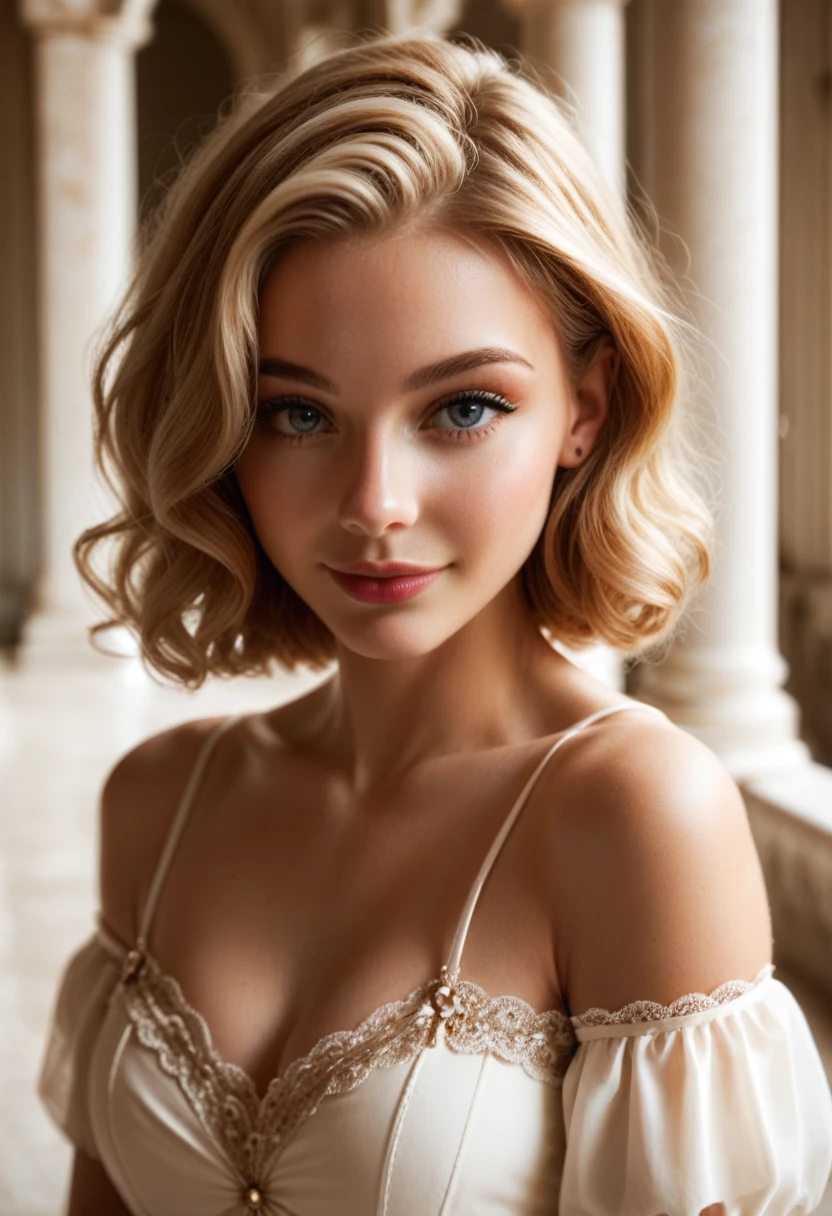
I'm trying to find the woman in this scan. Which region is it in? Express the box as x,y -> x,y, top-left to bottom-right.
37,30 -> 832,1216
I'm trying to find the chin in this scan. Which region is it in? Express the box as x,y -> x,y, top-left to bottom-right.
328,617 -> 462,662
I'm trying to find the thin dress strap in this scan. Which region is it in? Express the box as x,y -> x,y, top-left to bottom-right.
137,714 -> 243,949
443,702 -> 667,978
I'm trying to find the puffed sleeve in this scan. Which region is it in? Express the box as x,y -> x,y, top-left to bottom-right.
36,919 -> 124,1160
559,964 -> 832,1216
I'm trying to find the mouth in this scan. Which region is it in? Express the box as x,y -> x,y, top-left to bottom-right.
327,560 -> 446,577
325,565 -> 446,605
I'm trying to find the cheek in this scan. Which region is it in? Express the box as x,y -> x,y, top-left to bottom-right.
447,432 -> 557,549
234,447 -> 319,561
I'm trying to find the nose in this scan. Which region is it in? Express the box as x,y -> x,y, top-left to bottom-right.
337,427 -> 420,537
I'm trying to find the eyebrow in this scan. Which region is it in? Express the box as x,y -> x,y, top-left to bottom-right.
257,346 -> 534,393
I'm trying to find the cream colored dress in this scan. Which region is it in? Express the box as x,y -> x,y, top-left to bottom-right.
37,706 -> 832,1215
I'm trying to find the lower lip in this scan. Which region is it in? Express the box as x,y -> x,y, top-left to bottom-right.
326,567 -> 445,604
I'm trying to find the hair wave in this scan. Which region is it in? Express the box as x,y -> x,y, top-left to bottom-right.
76,30 -> 713,687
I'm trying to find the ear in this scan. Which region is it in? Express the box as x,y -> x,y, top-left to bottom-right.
557,338 -> 618,469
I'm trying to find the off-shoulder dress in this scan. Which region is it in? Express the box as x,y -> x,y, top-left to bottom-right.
37,704 -> 832,1214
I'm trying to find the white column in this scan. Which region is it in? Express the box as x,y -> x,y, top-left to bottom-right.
373,0 -> 464,35
286,1 -> 465,69
503,0 -> 628,196
504,0 -> 628,690
632,0 -> 808,777
19,2 -> 150,653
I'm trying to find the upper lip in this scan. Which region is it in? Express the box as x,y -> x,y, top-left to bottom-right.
327,560 -> 446,577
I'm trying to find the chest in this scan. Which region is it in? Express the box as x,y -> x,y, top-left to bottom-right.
139,744 -> 567,1097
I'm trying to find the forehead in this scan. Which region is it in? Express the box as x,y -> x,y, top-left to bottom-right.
257,226 -> 558,366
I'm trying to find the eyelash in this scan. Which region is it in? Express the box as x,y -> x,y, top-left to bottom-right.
254,389 -> 518,445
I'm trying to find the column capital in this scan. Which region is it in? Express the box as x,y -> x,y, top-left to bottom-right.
371,0 -> 465,35
19,0 -> 153,48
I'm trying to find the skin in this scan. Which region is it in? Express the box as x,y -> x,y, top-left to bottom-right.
68,224 -> 767,1216
235,223 -> 615,795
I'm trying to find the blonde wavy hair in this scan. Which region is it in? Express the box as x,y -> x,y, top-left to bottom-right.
77,30 -> 713,688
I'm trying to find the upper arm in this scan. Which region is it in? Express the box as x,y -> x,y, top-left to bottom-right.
556,718 -> 774,1020
98,718 -> 224,948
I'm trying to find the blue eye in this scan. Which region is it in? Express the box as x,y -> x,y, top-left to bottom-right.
443,400 -> 487,428
254,389 -> 517,443
255,400 -> 330,441
431,391 -> 516,434
276,404 -> 323,434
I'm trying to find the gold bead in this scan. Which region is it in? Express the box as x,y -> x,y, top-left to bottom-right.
245,1185 -> 264,1210
432,982 -> 461,1019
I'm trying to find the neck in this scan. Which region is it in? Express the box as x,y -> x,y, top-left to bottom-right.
311,581 -> 575,797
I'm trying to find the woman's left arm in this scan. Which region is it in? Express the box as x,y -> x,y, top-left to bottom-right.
556,720 -> 832,1216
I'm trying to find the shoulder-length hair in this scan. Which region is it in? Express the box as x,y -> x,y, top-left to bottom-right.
77,30 -> 712,688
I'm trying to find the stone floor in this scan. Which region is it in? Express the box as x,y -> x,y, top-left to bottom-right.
2,646 -> 831,1214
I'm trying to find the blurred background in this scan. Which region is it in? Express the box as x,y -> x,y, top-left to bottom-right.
1,0 -> 832,1211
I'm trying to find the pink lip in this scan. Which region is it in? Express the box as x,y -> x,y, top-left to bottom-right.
328,560 -> 444,577
326,567 -> 445,604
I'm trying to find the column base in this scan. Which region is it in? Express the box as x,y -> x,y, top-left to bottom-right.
743,763 -> 832,1001
634,643 -> 811,779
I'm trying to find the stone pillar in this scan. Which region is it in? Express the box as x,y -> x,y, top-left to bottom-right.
19,1 -> 151,654
504,0 -> 628,689
503,0 -> 629,195
366,0 -> 464,35
284,1 -> 465,70
630,0 -> 809,777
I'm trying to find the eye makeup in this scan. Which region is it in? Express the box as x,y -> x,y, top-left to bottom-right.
254,388 -> 518,445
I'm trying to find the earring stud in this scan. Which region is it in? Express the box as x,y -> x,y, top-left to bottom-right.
575,447 -> 583,458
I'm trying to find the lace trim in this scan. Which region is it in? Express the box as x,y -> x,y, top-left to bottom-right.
113,938 -> 773,1187
116,951 -> 576,1187
570,961 -> 776,1028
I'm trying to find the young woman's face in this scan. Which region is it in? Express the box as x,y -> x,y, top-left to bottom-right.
235,225 -> 580,659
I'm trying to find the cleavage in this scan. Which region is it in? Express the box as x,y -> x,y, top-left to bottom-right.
141,747 -> 565,1096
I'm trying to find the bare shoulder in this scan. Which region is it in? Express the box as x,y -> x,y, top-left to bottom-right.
98,715 -> 233,948
549,706 -> 774,1019
97,683 -> 332,947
